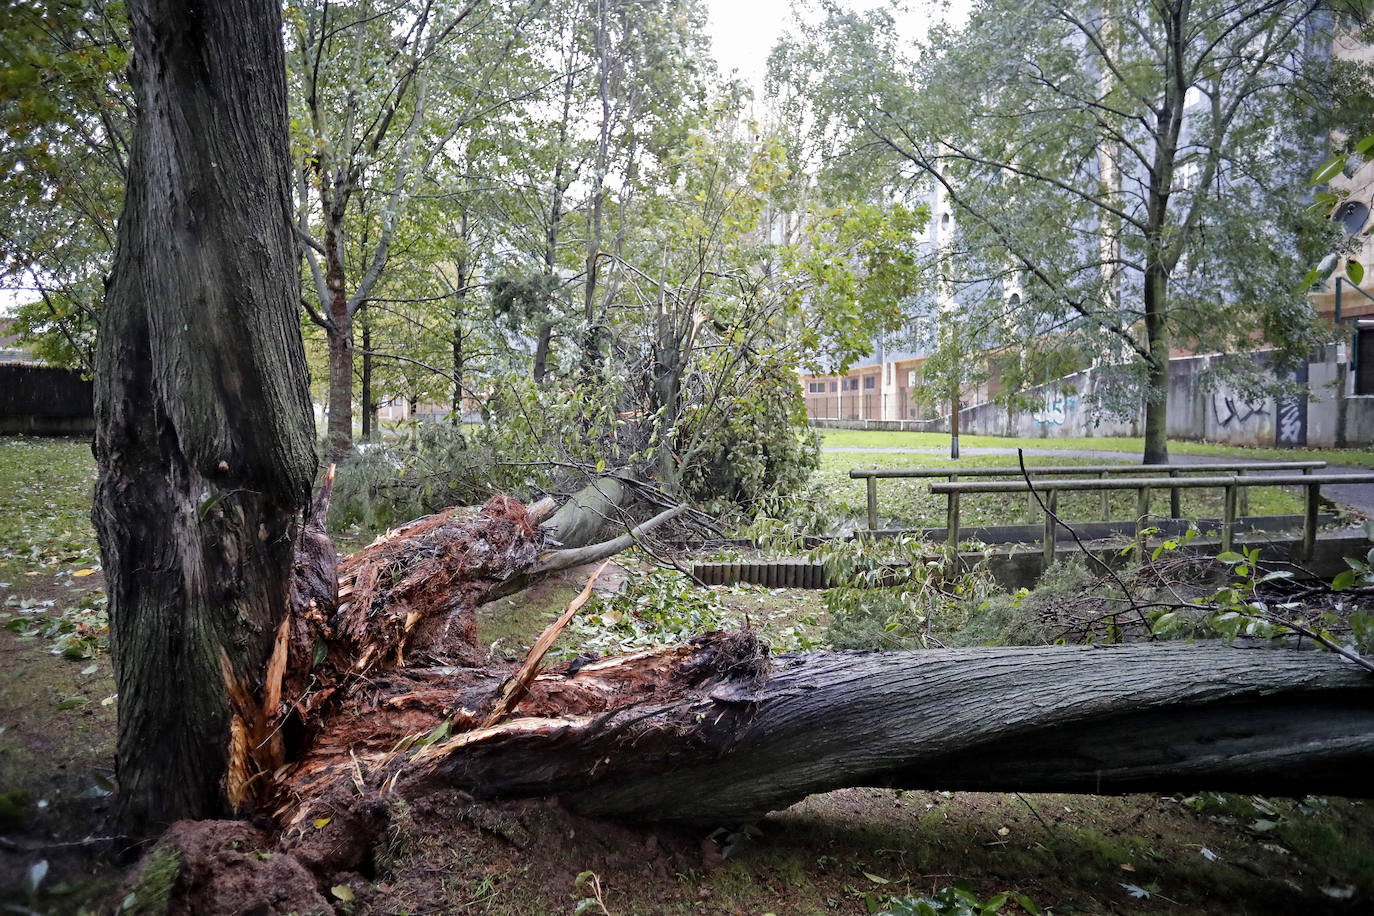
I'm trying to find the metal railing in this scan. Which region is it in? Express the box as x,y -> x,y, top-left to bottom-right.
923,472 -> 1374,564
849,462 -> 1326,532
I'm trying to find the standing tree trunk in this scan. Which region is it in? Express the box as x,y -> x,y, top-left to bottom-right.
1141,263 -> 1170,464
91,0 -> 316,835
322,209 -> 354,461
581,0 -> 611,375
360,315 -> 374,442
450,209 -> 470,423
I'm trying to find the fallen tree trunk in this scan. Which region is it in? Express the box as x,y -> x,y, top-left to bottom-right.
284,640 -> 1374,831
122,491 -> 1374,905
207,493 -> 1373,871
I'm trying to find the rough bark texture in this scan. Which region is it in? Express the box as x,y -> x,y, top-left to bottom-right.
1142,265 -> 1170,464
91,0 -> 316,834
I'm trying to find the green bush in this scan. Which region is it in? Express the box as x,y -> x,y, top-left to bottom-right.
954,558 -> 1097,647
328,423 -> 528,533
813,536 -> 1000,650
675,360 -> 821,521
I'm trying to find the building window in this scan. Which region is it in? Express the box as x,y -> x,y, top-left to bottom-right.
808,381 -> 825,393
864,375 -> 876,390
830,381 -> 838,393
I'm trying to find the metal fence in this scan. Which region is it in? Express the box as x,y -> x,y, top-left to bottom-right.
804,391 -> 928,421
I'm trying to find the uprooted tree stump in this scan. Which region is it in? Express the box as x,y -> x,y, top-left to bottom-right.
137,489 -> 1374,908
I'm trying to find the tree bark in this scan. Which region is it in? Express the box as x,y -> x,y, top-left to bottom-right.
360,316 -> 374,441
410,643 -> 1374,824
1142,263 -> 1170,464
542,477 -> 630,548
92,0 -> 315,835
323,210 -> 354,461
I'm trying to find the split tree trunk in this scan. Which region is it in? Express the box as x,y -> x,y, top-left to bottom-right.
253,494 -> 1374,853
92,0 -> 316,835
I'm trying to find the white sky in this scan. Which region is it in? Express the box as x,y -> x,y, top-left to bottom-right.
703,0 -> 972,92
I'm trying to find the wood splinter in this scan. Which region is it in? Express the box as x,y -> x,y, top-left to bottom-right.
482,560 -> 611,729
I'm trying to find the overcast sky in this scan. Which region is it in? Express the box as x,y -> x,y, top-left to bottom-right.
702,0 -> 972,92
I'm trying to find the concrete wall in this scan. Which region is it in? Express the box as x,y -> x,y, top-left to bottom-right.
812,347 -> 1374,448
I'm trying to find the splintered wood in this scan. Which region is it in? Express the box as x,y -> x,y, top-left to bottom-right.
482,559 -> 611,729
260,490 -> 767,834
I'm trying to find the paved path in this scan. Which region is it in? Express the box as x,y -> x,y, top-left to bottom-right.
823,445 -> 1374,516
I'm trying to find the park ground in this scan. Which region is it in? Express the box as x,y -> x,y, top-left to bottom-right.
1,433 -> 1373,914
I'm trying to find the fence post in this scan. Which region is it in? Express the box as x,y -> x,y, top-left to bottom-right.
1303,481 -> 1320,561
866,475 -> 878,531
1043,489 -> 1058,567
1169,469 -> 1181,519
1236,467 -> 1249,518
1222,483 -> 1237,553
1135,487 -> 1150,561
1100,470 -> 1111,520
945,478 -> 962,575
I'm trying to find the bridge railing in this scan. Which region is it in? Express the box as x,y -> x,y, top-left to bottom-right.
848,462 -> 1326,534
921,471 -> 1374,564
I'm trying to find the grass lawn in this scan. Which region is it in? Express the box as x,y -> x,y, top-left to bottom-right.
820,427 -> 1374,468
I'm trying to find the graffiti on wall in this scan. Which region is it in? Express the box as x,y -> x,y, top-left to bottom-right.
1032,391 -> 1078,426
1210,392 -> 1268,429
1274,365 -> 1308,447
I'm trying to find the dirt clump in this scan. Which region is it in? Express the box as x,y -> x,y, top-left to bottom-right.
120,820 -> 331,916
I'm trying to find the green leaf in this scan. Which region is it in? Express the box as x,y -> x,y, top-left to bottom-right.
1312,155 -> 1345,184
1332,569 -> 1357,591
330,885 -> 355,902
1348,260 -> 1365,286
1215,551 -> 1245,564
56,696 -> 87,710
1356,135 -> 1374,156
1011,892 -> 1042,916
980,893 -> 1008,914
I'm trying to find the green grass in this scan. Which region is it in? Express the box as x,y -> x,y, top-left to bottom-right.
814,450 -> 1304,530
0,436 -> 101,576
820,428 -> 1374,468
